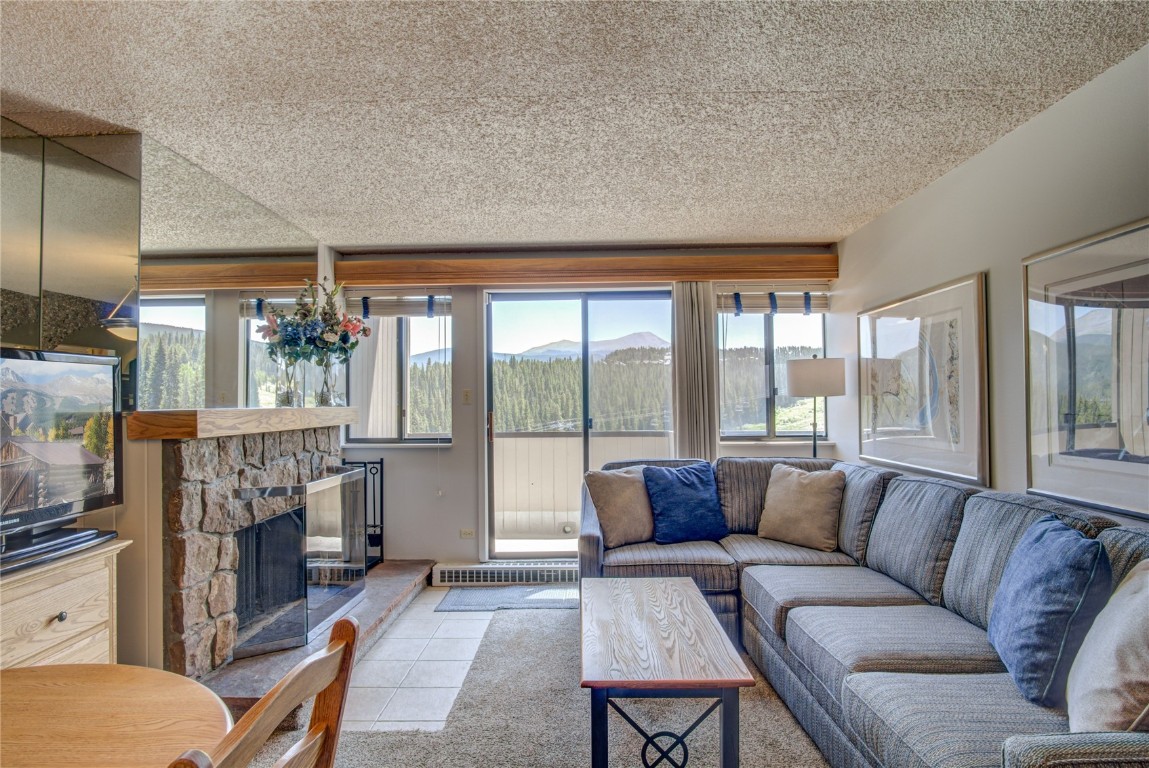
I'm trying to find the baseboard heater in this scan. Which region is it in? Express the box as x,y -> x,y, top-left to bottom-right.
432,560 -> 579,586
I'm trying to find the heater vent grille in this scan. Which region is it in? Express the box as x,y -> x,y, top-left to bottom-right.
431,560 -> 579,586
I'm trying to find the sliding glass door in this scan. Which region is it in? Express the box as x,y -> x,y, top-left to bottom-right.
487,291 -> 672,557
586,295 -> 674,470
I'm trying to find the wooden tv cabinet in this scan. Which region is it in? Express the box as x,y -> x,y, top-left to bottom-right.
0,539 -> 131,668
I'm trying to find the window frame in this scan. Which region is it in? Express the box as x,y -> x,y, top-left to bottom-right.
137,294 -> 208,411
718,311 -> 827,442
343,314 -> 453,446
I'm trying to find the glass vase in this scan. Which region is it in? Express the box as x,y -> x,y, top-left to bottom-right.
275,359 -> 301,407
315,356 -> 344,407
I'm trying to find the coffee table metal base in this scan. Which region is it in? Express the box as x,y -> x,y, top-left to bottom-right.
590,687 -> 740,768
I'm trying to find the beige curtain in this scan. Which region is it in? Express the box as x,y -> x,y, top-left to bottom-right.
672,281 -> 719,461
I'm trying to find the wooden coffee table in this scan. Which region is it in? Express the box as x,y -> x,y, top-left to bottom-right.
580,577 -> 755,767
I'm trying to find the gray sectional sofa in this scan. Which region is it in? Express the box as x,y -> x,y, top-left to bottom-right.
578,457 -> 1149,768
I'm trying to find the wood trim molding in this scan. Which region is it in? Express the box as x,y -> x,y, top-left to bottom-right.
139,262 -> 318,291
335,251 -> 837,286
127,407 -> 358,440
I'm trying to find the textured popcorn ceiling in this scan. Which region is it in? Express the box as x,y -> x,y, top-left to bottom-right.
2,1 -> 1148,250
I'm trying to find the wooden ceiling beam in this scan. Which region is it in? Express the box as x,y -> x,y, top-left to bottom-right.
334,251 -> 838,286
139,262 -> 318,291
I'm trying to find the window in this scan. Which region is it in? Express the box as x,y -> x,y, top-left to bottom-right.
717,287 -> 827,440
346,294 -> 452,442
138,296 -> 206,409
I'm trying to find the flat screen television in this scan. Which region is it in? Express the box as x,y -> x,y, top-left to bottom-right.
1,348 -> 122,545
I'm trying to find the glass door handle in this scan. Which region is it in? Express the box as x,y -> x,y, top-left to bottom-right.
487,411 -> 495,443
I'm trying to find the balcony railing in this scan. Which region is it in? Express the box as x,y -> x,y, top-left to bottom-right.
492,431 -> 673,540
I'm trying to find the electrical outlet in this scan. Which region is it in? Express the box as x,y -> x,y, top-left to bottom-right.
462,388 -> 473,405
459,528 -> 475,539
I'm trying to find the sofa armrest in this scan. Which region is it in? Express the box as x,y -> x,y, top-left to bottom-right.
579,483 -> 605,580
1002,732 -> 1149,768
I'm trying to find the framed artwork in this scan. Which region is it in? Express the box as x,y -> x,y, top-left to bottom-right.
858,273 -> 989,485
1024,219 -> 1149,519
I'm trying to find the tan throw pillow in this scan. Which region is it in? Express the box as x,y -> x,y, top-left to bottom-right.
1067,559 -> 1149,732
758,464 -> 846,552
584,467 -> 654,549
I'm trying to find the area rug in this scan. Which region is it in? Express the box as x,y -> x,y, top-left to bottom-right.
253,610 -> 828,768
435,584 -> 579,611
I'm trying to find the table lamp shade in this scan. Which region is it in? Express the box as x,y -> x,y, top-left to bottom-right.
787,357 -> 846,397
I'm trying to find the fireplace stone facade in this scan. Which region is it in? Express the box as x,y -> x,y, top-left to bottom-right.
163,426 -> 341,678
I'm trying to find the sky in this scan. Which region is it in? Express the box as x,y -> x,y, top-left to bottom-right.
140,305 -> 206,331
491,298 -> 674,354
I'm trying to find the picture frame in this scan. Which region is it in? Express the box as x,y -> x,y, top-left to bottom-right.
1023,219 -> 1149,519
858,273 -> 989,485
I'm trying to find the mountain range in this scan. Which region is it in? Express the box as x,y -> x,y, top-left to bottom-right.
411,331 -> 669,366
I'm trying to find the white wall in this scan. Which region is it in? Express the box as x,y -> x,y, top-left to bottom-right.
342,286 -> 487,562
827,44 -> 1149,493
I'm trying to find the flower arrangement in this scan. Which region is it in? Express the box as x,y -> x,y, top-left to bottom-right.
256,279 -> 370,406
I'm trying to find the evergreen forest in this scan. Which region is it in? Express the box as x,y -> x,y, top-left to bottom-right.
138,325 -> 206,409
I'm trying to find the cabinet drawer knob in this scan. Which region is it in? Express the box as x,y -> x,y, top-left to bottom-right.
54,611 -> 68,623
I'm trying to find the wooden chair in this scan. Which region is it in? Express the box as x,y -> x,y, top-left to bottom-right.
169,616 -> 360,768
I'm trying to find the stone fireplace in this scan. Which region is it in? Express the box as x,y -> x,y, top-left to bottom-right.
163,426 -> 342,678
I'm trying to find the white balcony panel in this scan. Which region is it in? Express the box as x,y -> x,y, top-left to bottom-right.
492,433 -> 673,540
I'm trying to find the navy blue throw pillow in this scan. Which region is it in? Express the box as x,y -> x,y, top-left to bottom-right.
987,514 -> 1112,707
642,463 -> 728,544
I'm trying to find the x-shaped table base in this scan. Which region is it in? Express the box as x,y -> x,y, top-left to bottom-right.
590,687 -> 741,768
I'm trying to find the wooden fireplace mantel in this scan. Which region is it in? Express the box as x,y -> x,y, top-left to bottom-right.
126,407 -> 359,440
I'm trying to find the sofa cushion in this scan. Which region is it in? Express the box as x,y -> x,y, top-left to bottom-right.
642,463 -> 728,544
864,475 -> 978,604
602,540 -> 738,592
988,515 -> 1112,707
1100,526 -> 1149,585
583,466 -> 654,549
832,462 -> 899,563
714,457 -> 836,534
722,534 -> 857,569
1067,559 -> 1149,732
943,492 -> 1117,630
741,564 -> 926,639
757,465 -> 846,551
787,605 -> 1005,712
842,672 -> 1067,768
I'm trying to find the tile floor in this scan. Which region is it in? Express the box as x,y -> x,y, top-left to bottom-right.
343,587 -> 492,732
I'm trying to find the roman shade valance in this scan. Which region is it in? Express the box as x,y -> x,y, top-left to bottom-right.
715,282 -> 831,314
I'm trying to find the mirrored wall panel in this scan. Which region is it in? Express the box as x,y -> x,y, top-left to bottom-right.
0,118 -> 43,348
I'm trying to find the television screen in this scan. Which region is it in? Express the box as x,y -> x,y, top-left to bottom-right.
1,348 -> 122,536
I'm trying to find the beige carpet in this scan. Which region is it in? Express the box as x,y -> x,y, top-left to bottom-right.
254,609 -> 828,767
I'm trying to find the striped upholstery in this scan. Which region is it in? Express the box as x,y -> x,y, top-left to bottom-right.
786,605 -> 1005,717
1100,526 -> 1149,585
600,458 -> 705,471
742,564 -> 926,638
722,534 -> 857,569
865,476 -> 978,604
742,591 -> 789,657
744,619 -> 873,768
1003,731 -> 1149,768
714,457 -> 836,533
842,672 -> 1067,768
832,462 -> 900,563
704,591 -> 741,643
578,483 -> 606,578
602,540 -> 738,592
943,492 -> 1118,629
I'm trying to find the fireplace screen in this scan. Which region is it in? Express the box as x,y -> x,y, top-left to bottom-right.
234,467 -> 366,657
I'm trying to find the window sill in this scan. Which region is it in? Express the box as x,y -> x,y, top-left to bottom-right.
720,439 -> 836,448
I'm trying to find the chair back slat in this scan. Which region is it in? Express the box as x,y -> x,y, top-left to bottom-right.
273,726 -> 325,768
168,617 -> 359,768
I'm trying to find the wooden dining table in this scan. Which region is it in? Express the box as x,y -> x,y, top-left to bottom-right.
0,663 -> 233,768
